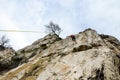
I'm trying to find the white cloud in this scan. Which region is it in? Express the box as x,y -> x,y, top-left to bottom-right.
76,0 -> 120,39
0,0 -> 120,50
58,0 -> 77,8
0,11 -> 30,50
0,0 -> 47,50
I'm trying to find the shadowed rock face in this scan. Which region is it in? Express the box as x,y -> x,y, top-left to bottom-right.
0,48 -> 16,72
0,45 -> 5,51
0,28 -> 120,80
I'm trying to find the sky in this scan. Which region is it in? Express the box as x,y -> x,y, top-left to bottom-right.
0,0 -> 120,50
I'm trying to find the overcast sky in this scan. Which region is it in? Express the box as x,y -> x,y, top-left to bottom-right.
0,0 -> 120,50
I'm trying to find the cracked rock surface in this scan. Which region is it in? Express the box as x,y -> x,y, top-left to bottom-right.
0,29 -> 120,80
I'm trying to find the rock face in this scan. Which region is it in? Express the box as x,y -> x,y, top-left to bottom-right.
0,28 -> 120,80
15,34 -> 61,64
0,47 -> 16,72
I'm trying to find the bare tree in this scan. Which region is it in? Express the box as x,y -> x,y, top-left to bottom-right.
45,21 -> 62,37
0,35 -> 10,48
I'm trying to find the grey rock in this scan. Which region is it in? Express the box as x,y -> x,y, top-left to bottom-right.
0,29 -> 120,80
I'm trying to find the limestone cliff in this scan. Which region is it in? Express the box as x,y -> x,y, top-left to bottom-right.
0,28 -> 120,80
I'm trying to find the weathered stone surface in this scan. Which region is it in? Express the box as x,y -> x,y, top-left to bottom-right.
0,48 -> 16,72
0,34 -> 61,74
17,34 -> 61,59
0,29 -> 120,80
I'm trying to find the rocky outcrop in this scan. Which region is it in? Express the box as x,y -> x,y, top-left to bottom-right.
0,28 -> 120,80
0,34 -> 61,74
13,34 -> 61,65
0,47 -> 16,72
17,34 -> 61,57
